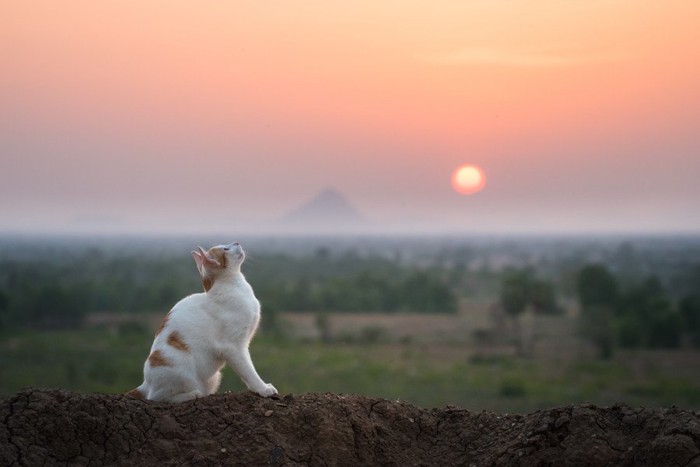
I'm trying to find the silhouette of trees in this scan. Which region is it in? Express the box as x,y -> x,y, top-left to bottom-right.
577,264 -> 619,308
500,270 -> 531,318
529,279 -> 560,315
616,277 -> 682,349
0,253 -> 459,331
499,269 -> 560,356
577,264 -> 618,359
679,294 -> 700,347
577,264 -> 690,356
2,243 -> 695,355
280,272 -> 456,314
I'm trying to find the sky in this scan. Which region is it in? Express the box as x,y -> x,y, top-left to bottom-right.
1,1 -> 699,235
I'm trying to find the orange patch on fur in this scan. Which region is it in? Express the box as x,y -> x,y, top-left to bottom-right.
199,247 -> 229,292
155,311 -> 171,336
148,350 -> 169,367
202,275 -> 215,292
125,388 -> 145,399
167,331 -> 190,352
208,247 -> 228,269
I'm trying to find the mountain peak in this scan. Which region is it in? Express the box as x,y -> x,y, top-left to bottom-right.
280,188 -> 364,229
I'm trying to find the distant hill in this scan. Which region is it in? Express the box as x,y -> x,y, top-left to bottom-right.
279,188 -> 365,230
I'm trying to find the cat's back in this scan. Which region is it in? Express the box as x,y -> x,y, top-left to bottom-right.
153,292 -> 218,348
163,292 -> 213,329
171,291 -> 208,313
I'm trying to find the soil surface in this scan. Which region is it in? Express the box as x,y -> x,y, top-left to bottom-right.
1,389 -> 699,466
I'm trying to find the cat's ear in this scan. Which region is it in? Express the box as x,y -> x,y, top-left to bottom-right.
197,246 -> 222,269
191,250 -> 204,274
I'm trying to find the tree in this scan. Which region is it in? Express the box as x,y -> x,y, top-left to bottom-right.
499,270 -> 538,356
576,264 -> 618,359
577,264 -> 618,308
579,305 -> 616,359
617,277 -> 681,349
577,270 -> 684,352
679,294 -> 700,347
0,289 -> 9,331
529,279 -> 560,315
400,272 -> 457,314
500,270 -> 531,318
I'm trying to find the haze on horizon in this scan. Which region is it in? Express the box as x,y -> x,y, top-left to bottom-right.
1,1 -> 699,236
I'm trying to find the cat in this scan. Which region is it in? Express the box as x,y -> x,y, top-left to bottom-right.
126,242 -> 277,402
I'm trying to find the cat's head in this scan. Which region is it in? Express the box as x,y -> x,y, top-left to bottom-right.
190,242 -> 245,292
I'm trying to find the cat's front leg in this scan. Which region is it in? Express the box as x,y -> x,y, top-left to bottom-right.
225,346 -> 278,397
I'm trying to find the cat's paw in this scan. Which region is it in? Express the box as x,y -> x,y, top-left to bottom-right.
255,383 -> 278,398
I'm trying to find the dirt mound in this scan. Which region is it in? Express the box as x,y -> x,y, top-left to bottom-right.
1,389 -> 699,466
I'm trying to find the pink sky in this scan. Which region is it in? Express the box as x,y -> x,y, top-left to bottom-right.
1,1 -> 699,234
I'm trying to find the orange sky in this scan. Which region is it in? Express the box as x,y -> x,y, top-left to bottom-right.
1,1 -> 699,234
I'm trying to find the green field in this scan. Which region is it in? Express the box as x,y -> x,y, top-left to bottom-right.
2,324 -> 699,413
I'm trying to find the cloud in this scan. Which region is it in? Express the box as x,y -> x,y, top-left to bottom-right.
431,47 -> 626,67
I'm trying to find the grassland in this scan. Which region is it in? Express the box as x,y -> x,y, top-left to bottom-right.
2,235 -> 698,413
2,316 -> 699,413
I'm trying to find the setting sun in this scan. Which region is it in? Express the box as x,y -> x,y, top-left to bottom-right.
451,164 -> 486,195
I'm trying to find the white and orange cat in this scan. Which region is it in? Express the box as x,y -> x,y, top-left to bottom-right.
127,242 -> 277,402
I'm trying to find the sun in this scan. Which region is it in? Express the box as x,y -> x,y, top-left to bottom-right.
451,164 -> 486,195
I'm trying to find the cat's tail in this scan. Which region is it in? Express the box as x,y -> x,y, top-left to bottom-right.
124,384 -> 147,400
